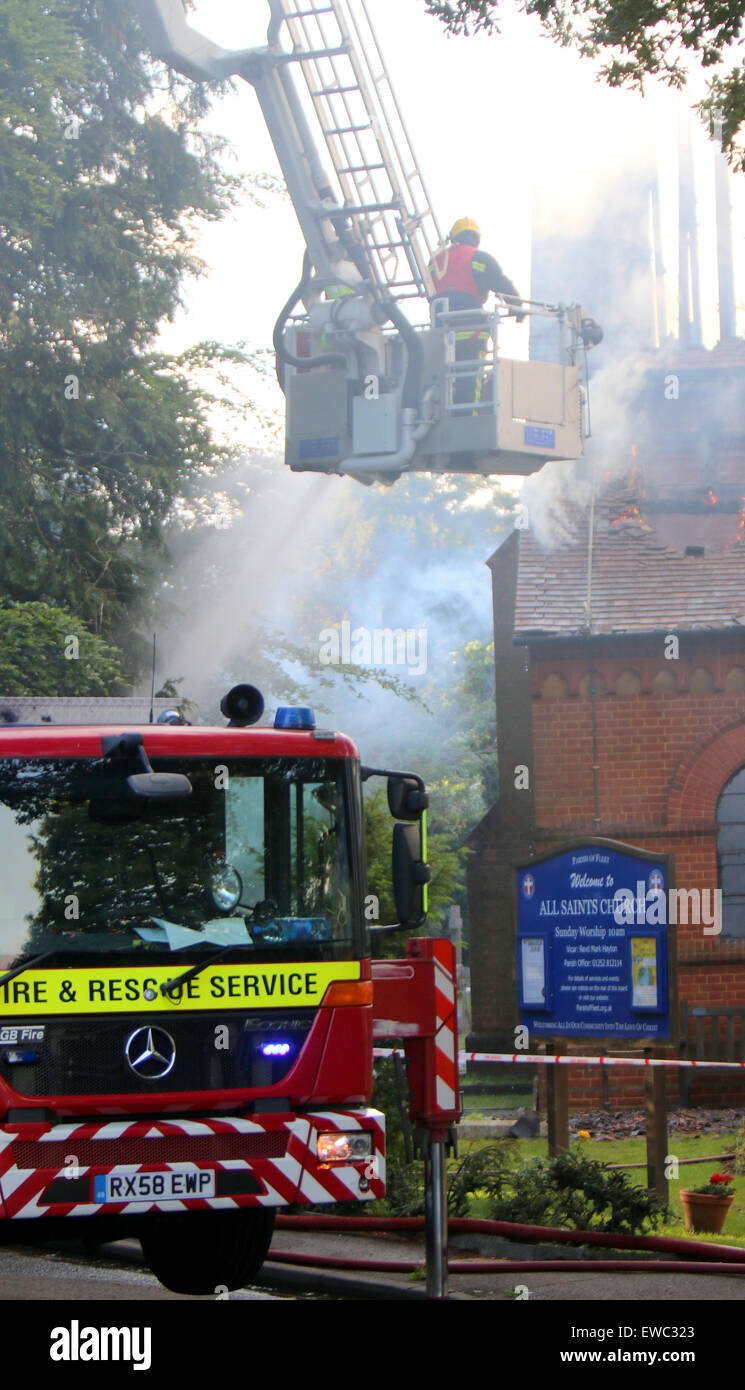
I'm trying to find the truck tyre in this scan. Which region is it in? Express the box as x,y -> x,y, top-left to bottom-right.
139,1208 -> 276,1295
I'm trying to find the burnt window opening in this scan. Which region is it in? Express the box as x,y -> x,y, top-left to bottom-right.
716,767 -> 745,937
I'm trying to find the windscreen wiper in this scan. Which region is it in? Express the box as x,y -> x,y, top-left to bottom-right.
160,943 -> 257,997
0,950 -> 63,989
159,938 -> 319,997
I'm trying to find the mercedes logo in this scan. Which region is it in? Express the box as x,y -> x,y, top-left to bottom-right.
124,1026 -> 176,1080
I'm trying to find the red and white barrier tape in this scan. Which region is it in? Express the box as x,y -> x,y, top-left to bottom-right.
373,1048 -> 745,1071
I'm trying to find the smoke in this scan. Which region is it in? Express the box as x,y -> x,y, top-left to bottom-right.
520,75 -> 745,552
521,97 -> 670,548
153,457 -> 346,713
152,455 -> 507,773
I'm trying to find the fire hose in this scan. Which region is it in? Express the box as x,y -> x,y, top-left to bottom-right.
268,1212 -> 745,1278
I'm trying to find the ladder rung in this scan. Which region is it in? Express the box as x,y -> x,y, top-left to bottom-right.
283,5 -> 334,15
288,45 -> 347,60
337,163 -> 385,174
318,200 -> 400,215
325,124 -> 371,135
311,85 -> 358,96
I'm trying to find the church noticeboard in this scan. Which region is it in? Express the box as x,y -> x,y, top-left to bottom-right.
515,839 -> 676,1044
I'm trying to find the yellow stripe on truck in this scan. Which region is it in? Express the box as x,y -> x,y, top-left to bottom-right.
0,961 -> 361,1016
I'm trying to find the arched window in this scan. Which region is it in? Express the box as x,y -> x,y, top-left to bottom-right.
540,674 -> 568,700
717,768 -> 745,937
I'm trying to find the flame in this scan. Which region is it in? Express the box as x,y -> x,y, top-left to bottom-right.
611,506 -> 641,526
706,489 -> 718,506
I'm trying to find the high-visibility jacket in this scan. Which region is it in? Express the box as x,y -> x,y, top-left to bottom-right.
430,242 -> 485,306
430,242 -> 520,312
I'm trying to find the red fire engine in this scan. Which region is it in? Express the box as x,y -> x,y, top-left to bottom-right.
0,688 -> 455,1294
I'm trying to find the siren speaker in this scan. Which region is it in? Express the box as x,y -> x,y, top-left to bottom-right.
220,684 -> 265,727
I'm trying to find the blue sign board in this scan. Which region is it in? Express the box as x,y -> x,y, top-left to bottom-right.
524,425 -> 556,449
299,436 -> 340,460
516,841 -> 673,1042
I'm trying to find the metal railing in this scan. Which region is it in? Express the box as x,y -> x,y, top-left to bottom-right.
429,297 -> 581,420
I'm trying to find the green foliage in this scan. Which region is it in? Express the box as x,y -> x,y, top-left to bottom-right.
488,1150 -> 667,1234
0,0 -> 242,664
447,1143 -> 510,1217
363,786 -> 468,940
426,638 -> 497,818
423,0 -> 745,167
734,1120 -> 745,1173
363,789 -> 398,930
0,602 -> 127,695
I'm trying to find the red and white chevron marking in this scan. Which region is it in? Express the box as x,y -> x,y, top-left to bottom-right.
0,1110 -> 385,1221
431,939 -> 458,1114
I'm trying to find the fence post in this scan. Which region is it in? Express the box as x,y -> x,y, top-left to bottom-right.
546,1041 -> 570,1156
679,1000 -> 689,1107
644,1050 -> 669,1204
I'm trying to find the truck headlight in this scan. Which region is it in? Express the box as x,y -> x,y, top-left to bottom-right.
316,1131 -> 374,1164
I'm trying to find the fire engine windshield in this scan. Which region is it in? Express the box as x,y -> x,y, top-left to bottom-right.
0,756 -> 356,966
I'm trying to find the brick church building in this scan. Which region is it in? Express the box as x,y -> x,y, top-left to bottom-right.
466,344 -> 745,1107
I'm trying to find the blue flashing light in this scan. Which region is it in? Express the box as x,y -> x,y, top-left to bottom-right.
260,1042 -> 292,1058
3,1049 -> 39,1064
274,706 -> 316,731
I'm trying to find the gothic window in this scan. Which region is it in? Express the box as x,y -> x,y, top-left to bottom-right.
614,669 -> 642,697
717,767 -> 745,937
689,667 -> 715,694
540,674 -> 568,700
652,669 -> 677,695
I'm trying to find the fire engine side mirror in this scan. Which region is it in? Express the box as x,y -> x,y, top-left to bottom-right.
126,771 -> 192,800
387,775 -> 429,821
392,822 -> 431,926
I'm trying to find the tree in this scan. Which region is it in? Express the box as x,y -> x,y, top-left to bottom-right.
363,786 -> 466,939
0,602 -> 127,695
424,0 -> 745,163
0,0 -> 244,665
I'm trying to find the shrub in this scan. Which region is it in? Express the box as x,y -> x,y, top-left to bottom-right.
733,1121 -> 745,1174
489,1150 -> 667,1234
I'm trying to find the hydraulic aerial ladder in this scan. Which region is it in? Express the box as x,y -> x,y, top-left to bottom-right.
135,0 -> 601,484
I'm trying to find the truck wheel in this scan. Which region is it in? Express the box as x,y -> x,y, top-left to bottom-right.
139,1208 -> 275,1295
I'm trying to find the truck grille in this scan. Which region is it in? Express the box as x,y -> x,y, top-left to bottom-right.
11,1130 -> 288,1167
0,1011 -> 314,1098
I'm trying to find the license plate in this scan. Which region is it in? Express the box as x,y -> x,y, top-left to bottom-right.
93,1170 -> 216,1203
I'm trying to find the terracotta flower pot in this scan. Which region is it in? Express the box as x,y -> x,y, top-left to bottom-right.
679,1189 -> 734,1234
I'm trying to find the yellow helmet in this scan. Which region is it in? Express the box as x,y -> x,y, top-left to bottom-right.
450,217 -> 481,241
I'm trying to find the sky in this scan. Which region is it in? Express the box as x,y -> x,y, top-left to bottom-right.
156,0 -> 745,454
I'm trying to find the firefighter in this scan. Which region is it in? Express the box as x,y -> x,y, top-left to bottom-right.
429,217 -> 526,404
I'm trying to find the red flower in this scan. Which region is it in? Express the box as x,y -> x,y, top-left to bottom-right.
709,1172 -> 734,1185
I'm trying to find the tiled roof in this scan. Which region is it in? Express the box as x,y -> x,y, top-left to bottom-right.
512,483 -> 745,638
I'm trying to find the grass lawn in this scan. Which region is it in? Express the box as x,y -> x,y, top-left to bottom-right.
458,1059 -> 533,1113
454,1131 -> 745,1244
